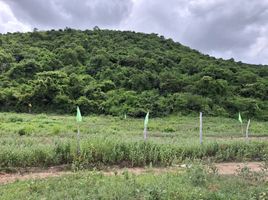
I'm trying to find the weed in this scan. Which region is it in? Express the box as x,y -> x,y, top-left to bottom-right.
18,127 -> 32,136
186,162 -> 207,186
236,164 -> 267,183
52,126 -> 61,135
163,127 -> 176,132
9,116 -> 23,123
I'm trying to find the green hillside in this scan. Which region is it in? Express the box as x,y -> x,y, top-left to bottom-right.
0,28 -> 267,119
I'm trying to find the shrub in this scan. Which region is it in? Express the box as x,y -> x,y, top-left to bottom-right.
18,127 -> 32,136
186,163 -> 207,186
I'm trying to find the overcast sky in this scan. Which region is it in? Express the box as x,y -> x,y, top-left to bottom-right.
1,0 -> 268,65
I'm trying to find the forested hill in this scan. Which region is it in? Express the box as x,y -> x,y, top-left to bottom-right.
0,28 -> 267,119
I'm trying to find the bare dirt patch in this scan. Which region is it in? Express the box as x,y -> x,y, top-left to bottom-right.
0,166 -> 181,185
215,162 -> 263,175
0,165 -> 71,185
102,166 -> 180,176
0,162 -> 266,185
205,136 -> 268,141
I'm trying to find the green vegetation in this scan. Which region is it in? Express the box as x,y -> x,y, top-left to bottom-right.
0,28 -> 267,119
1,165 -> 268,199
0,113 -> 268,169
1,28 -> 267,199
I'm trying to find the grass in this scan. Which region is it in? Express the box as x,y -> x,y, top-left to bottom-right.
0,112 -> 268,169
1,136 -> 268,169
1,112 -> 267,139
1,112 -> 268,199
1,166 -> 268,200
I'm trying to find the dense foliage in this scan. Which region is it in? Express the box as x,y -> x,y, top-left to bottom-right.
0,28 -> 267,119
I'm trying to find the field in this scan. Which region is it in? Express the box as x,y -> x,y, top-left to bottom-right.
0,112 -> 268,199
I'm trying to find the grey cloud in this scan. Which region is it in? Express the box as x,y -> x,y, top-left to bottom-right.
183,1 -> 268,52
2,0 -> 133,29
0,1 -> 31,33
2,0 -> 63,26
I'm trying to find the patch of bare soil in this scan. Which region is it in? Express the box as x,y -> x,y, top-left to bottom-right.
100,162 -> 267,177
101,166 -> 180,176
206,136 -> 268,141
0,162 -> 265,185
0,166 -> 182,185
0,165 -> 71,185
215,162 -> 263,175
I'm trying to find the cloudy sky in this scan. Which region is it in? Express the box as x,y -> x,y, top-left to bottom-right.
1,0 -> 268,65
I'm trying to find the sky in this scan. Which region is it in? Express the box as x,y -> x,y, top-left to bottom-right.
0,0 -> 268,65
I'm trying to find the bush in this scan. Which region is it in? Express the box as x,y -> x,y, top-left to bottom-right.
186,163 -> 207,186
18,127 -> 32,136
9,116 -> 23,123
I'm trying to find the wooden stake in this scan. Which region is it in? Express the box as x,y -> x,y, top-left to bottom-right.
200,112 -> 203,145
77,124 -> 81,155
246,119 -> 251,140
144,126 -> 147,141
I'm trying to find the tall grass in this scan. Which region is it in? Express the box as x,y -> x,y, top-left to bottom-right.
1,137 -> 268,169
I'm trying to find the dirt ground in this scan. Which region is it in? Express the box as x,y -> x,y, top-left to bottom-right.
0,165 -> 70,185
0,162 -> 265,185
205,136 -> 268,141
215,162 -> 263,175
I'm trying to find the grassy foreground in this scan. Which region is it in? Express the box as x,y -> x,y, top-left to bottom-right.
1,166 -> 268,200
0,112 -> 268,169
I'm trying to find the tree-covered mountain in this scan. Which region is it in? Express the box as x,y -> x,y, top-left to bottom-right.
0,28 -> 267,119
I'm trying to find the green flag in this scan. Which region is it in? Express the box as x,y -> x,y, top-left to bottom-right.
238,112 -> 242,124
144,112 -> 149,127
76,106 -> 82,122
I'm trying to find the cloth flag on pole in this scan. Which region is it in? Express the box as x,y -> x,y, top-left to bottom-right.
144,112 -> 149,128
76,106 -> 82,122
238,112 -> 243,124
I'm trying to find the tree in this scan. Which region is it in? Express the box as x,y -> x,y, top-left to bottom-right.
0,50 -> 14,73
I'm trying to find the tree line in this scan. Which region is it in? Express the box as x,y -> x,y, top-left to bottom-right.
0,28 -> 267,119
